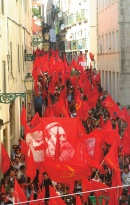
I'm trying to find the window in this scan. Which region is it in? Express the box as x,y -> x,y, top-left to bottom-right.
112,31 -> 115,52
18,45 -> 20,72
108,32 -> 111,51
116,30 -> 119,52
0,0 -> 4,14
22,45 -> 24,71
105,34 -> 108,52
98,36 -> 100,53
102,35 -> 104,53
2,61 -> 6,93
10,42 -> 12,73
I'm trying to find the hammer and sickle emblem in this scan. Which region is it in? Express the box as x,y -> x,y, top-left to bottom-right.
76,100 -> 81,110
60,165 -> 76,179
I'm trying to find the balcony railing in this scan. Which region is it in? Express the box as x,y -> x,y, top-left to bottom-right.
64,10 -> 88,27
65,38 -> 88,51
76,9 -> 88,22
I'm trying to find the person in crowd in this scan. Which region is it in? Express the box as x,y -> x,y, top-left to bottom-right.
0,193 -> 6,205
17,165 -> 26,183
64,186 -> 74,205
27,183 -> 38,201
56,183 -> 64,196
20,154 -> 26,165
42,172 -> 53,205
12,147 -> 22,160
5,170 -> 16,194
34,91 -> 45,117
11,145 -> 18,160
92,171 -> 102,183
6,188 -> 15,203
13,156 -> 23,172
104,167 -> 112,187
122,166 -> 130,188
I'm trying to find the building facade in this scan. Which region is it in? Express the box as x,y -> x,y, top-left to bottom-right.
0,0 -> 32,155
97,0 -> 130,106
45,0 -> 97,66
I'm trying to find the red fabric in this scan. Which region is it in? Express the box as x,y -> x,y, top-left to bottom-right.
29,192 -> 34,205
43,159 -> 90,183
35,188 -> 45,205
91,180 -> 110,197
88,87 -> 99,98
108,170 -> 122,205
26,148 -> 36,181
42,117 -> 80,150
30,112 -> 41,127
20,106 -> 26,127
102,95 -> 121,118
95,72 -> 100,84
20,139 -> 26,156
75,95 -> 83,119
82,178 -> 92,202
52,99 -> 69,117
102,126 -> 121,147
104,142 -> 119,172
102,198 -> 106,205
43,107 -> 54,117
80,129 -> 104,164
122,128 -> 130,155
1,143 -> 10,173
49,186 -> 66,205
1,184 -> 6,193
99,115 -> 105,129
14,179 -> 27,205
87,93 -> 99,109
76,195 -> 83,205
54,127 -> 61,161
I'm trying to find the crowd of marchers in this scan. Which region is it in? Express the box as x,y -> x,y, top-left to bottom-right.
0,63 -> 130,205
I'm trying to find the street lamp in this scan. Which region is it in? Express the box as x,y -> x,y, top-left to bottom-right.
0,73 -> 33,104
24,72 -> 34,92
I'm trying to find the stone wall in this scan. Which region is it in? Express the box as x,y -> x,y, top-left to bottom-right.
119,0 -> 130,106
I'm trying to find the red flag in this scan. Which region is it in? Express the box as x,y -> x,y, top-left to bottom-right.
1,184 -> 6,193
80,129 -> 104,164
35,188 -> 45,205
30,112 -> 41,127
102,126 -> 121,147
82,178 -> 92,202
20,106 -> 26,127
1,143 -> 10,173
29,192 -> 35,205
43,159 -> 90,183
99,115 -> 105,129
91,180 -> 110,197
14,179 -> 27,205
87,93 -> 99,109
122,128 -> 130,155
102,95 -> 121,118
108,170 -> 121,205
88,87 -> 99,98
104,142 -> 119,172
54,127 -> 61,161
20,139 -> 26,155
76,195 -> 83,205
26,148 -> 36,181
102,198 -> 106,205
49,186 -> 66,205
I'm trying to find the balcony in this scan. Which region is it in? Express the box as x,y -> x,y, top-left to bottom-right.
64,14 -> 76,27
76,9 -> 88,22
59,41 -> 65,51
65,38 -> 88,52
